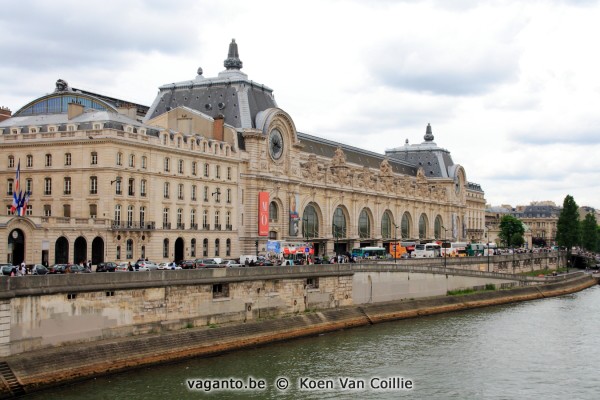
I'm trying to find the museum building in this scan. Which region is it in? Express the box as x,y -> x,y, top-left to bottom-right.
0,39 -> 485,266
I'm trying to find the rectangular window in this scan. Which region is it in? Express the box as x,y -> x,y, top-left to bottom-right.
212,283 -> 229,299
90,177 -> 98,194
192,162 -> 197,176
44,204 -> 52,217
64,177 -> 71,195
191,185 -> 197,201
227,167 -> 232,180
64,153 -> 71,166
164,182 -> 170,199
26,205 -> 32,216
204,163 -> 209,178
178,159 -> 184,174
142,156 -> 147,169
7,179 -> 13,195
178,184 -> 184,200
128,178 -> 135,196
141,180 -> 147,197
44,178 -> 52,195
91,152 -> 97,165
164,158 -> 170,172
215,165 -> 221,179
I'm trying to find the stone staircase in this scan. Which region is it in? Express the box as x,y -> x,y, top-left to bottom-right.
0,361 -> 24,398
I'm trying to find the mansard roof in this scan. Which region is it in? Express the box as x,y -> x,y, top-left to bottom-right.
144,39 -> 277,129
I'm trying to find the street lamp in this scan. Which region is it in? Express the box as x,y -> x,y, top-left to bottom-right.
441,225 -> 448,270
332,223 -> 340,263
393,222 -> 399,265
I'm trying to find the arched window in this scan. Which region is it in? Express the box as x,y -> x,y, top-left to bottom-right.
434,215 -> 443,240
269,202 -> 278,222
140,207 -> 146,227
358,209 -> 370,239
419,214 -> 428,239
190,238 -> 196,257
401,213 -> 411,239
302,204 -> 319,239
332,207 -> 346,238
126,239 -> 133,259
381,211 -> 392,239
127,205 -> 134,227
163,239 -> 169,258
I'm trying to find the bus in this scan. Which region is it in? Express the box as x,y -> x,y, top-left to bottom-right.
351,247 -> 387,259
440,242 -> 468,257
413,243 -> 441,258
466,243 -> 486,257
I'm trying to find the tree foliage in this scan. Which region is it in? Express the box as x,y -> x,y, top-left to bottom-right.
556,195 -> 580,251
498,215 -> 525,247
580,213 -> 598,251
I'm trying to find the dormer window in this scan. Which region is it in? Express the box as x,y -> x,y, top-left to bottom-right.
67,125 -> 75,131
30,127 -> 37,133
93,123 -> 102,130
11,128 -> 18,134
49,126 -> 56,132
126,126 -> 133,133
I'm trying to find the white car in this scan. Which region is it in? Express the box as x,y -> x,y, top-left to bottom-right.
158,262 -> 180,270
116,262 -> 130,272
219,259 -> 241,268
136,261 -> 158,271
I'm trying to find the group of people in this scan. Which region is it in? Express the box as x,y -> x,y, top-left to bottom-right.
8,261 -> 28,276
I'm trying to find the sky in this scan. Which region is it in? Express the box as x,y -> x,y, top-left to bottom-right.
1,0 -> 599,209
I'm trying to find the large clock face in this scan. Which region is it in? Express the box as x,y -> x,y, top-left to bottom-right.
269,129 -> 284,160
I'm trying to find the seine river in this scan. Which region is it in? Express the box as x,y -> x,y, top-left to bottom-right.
26,284 -> 600,399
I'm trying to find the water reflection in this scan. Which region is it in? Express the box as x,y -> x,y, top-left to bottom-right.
25,286 -> 600,399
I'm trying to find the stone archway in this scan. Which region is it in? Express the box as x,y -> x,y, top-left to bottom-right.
55,237 -> 69,264
174,237 -> 184,264
7,228 -> 25,265
91,236 -> 104,265
74,236 -> 87,265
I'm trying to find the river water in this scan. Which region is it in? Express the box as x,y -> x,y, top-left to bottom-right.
25,284 -> 600,399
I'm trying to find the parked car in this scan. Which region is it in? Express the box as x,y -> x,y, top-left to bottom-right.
195,258 -> 220,268
32,264 -> 49,275
178,260 -> 196,269
136,261 -> 158,271
70,264 -> 91,273
219,259 -> 241,268
96,262 -> 117,272
48,264 -> 68,274
116,262 -> 130,272
159,262 -> 180,270
1,264 -> 14,276
256,257 -> 274,267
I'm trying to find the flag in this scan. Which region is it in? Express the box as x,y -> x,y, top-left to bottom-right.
20,191 -> 30,216
14,160 -> 20,194
10,160 -> 21,214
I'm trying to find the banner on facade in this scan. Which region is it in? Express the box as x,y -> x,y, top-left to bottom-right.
258,192 -> 269,236
289,193 -> 300,236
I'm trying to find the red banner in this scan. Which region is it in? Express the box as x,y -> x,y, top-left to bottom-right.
258,192 -> 269,236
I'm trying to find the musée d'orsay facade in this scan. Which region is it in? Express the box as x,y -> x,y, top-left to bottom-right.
0,40 -> 485,266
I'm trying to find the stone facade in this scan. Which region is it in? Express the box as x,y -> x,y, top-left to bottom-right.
0,40 -> 486,266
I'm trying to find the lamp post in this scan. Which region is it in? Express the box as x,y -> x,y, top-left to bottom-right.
393,223 -> 399,265
333,223 -> 340,263
441,225 -> 448,270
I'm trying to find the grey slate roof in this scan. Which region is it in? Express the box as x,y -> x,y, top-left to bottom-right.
297,131 -> 417,176
144,39 -> 277,129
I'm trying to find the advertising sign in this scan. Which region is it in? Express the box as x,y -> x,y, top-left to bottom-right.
258,192 -> 269,236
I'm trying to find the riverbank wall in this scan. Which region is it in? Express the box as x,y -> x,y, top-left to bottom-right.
0,271 -> 596,398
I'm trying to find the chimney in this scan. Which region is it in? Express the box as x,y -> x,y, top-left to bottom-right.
67,102 -> 85,120
0,106 -> 12,122
213,114 -> 224,141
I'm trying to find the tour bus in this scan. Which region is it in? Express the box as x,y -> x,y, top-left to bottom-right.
440,242 -> 468,257
389,242 -> 410,259
351,247 -> 387,259
413,243 -> 441,258
466,243 -> 486,257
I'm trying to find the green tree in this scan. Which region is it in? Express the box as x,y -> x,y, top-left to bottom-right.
498,215 -> 525,248
580,213 -> 598,252
556,195 -> 580,270
512,233 -> 525,247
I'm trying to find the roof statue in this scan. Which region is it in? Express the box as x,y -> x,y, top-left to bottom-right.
224,39 -> 243,70
424,123 -> 434,142
55,79 -> 70,93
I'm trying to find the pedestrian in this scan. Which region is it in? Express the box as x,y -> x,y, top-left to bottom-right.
128,262 -> 133,271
